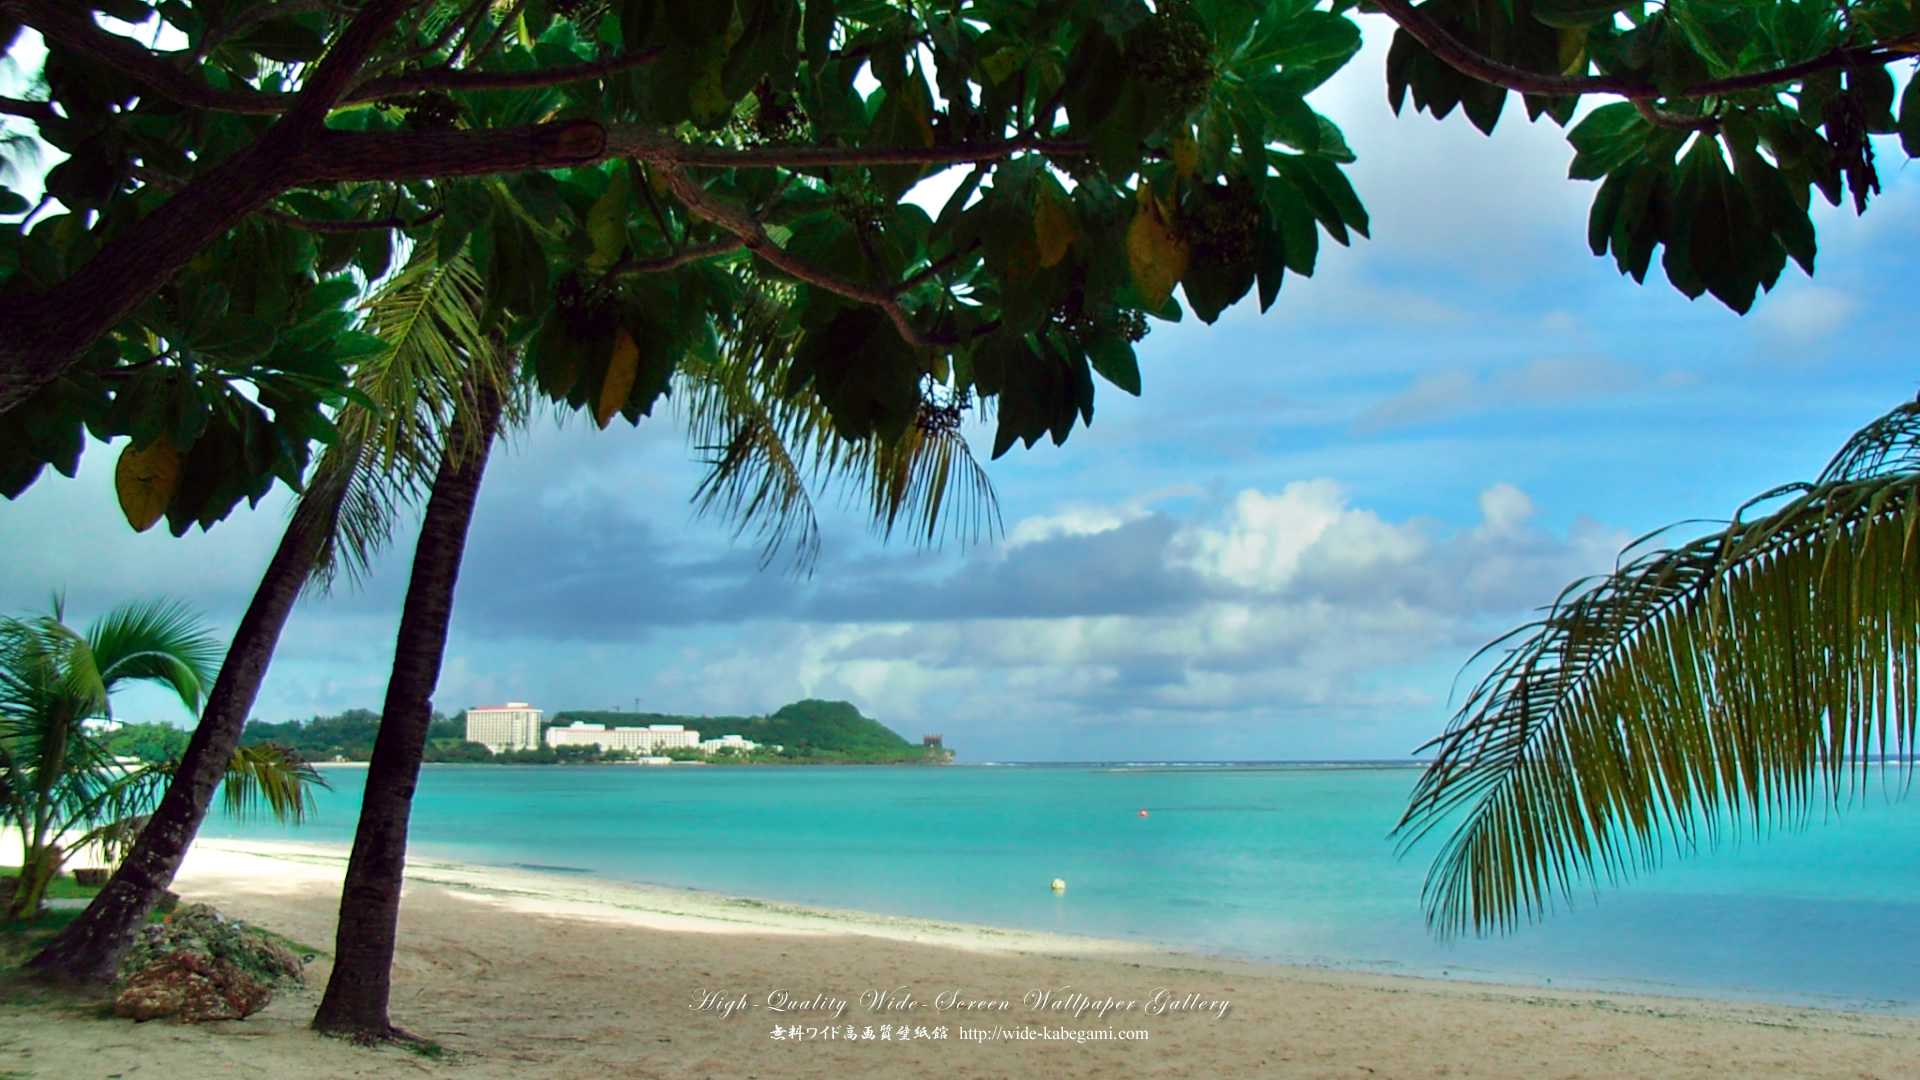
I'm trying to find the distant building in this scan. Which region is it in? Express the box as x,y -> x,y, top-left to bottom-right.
545,721 -> 700,753
922,734 -> 943,749
82,718 -> 124,734
699,734 -> 760,754
466,702 -> 543,752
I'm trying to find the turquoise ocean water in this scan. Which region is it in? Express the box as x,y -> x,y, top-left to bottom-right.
210,764 -> 1920,1011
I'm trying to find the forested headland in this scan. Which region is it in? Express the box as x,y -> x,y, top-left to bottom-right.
228,699 -> 950,765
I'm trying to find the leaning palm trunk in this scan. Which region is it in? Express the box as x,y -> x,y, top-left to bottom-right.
26,468 -> 348,982
32,243 -> 489,982
311,378 -> 504,1041
1398,398 -> 1920,938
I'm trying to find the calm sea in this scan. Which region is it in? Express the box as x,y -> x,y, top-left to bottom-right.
210,764 -> 1920,1011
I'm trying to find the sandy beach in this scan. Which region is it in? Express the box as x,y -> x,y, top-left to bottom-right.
5,839 -> 1919,1079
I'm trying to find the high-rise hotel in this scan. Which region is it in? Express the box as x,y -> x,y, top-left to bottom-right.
465,702 -> 543,752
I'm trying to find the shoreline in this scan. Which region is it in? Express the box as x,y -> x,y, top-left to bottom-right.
184,838 -> 1917,1017
7,837 -> 1919,1078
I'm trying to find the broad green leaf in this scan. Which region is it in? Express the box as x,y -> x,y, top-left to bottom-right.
585,167 -> 631,270
1085,334 -> 1141,396
1567,102 -> 1650,181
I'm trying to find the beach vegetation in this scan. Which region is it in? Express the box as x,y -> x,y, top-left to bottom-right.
0,0 -> 1913,1049
1400,399 -> 1920,937
0,597 -> 322,922
25,242 -> 503,987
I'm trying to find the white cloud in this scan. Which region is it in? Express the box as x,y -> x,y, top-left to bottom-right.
1183,479 -> 1421,591
625,481 -> 1626,758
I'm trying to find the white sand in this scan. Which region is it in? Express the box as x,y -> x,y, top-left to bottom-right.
5,838 -> 1919,1079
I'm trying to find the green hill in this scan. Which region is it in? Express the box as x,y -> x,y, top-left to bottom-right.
553,700 -> 950,763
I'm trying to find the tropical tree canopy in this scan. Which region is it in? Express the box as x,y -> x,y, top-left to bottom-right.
1397,398 -> 1920,939
3,0 -> 1908,538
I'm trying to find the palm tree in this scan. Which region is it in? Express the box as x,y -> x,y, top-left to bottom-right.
310,272 -> 999,1042
1397,397 -> 1920,938
0,597 -> 321,921
27,243 -> 491,982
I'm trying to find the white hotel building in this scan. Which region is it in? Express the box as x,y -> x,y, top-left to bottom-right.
465,702 -> 543,752
545,721 -> 701,753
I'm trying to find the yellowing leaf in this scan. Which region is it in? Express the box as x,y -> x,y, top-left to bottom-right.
115,436 -> 180,533
597,327 -> 640,429
1127,188 -> 1188,310
1557,28 -> 1588,75
1172,126 -> 1199,178
981,47 -> 1023,84
584,167 -> 630,271
689,42 -> 730,126
1034,180 -> 1078,268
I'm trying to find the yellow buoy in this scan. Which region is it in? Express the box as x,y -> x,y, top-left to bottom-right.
1050,878 -> 1067,892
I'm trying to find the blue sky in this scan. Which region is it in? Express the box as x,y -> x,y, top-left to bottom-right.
3,25 -> 1917,761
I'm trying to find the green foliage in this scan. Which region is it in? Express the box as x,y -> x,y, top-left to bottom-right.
1399,399 -> 1920,938
101,721 -> 191,763
0,597 -> 215,918
1,0 -> 1372,520
1385,0 -> 1918,312
242,708 -> 474,762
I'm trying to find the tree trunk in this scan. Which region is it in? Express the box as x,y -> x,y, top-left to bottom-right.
25,469 -> 347,983
310,385 -> 502,1042
5,842 -> 60,922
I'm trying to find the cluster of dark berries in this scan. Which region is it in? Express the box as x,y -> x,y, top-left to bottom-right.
832,187 -> 889,236
1180,179 -> 1261,266
375,90 -> 462,130
1049,299 -> 1150,344
553,271 -> 616,334
916,387 -> 972,436
548,0 -> 605,21
1124,3 -> 1216,115
725,83 -> 812,145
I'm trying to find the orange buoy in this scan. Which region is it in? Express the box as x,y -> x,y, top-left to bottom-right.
1138,809 -> 1148,817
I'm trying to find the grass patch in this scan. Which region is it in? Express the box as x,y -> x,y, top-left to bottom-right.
255,926 -> 328,962
0,910 -> 82,970
1,867 -> 105,902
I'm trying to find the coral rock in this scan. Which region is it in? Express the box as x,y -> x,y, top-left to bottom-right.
114,950 -> 272,1023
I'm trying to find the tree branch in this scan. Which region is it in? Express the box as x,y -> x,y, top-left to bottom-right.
1368,0 -> 1914,101
0,1 -> 424,415
0,96 -> 56,124
1634,98 -> 1719,132
659,168 -> 932,351
607,238 -> 747,277
3,0 -> 295,114
279,0 -> 423,128
4,0 -> 661,116
258,206 -> 444,232
667,133 -> 1087,169
296,124 -> 1084,183
353,46 -> 663,100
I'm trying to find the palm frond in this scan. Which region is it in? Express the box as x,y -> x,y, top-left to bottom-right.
1398,398 -> 1920,938
84,598 -> 222,714
682,280 -> 1001,574
310,241 -> 520,591
221,742 -> 329,824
